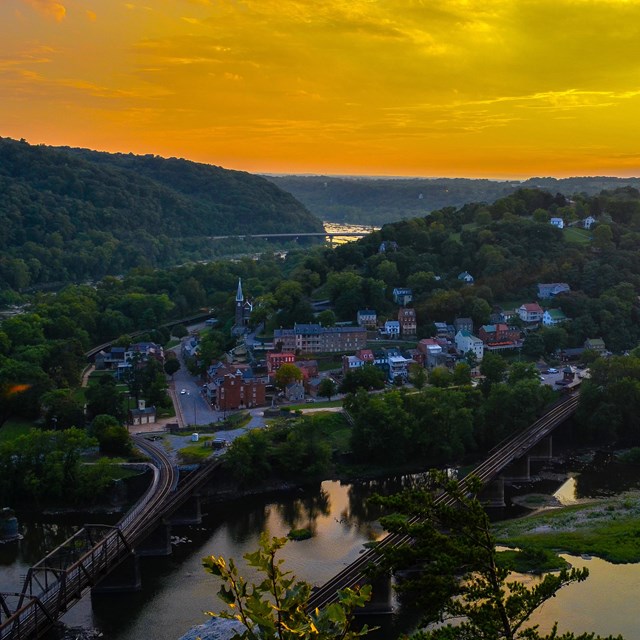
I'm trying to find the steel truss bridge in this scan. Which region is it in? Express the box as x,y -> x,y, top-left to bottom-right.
0,393 -> 579,637
307,393 -> 580,612
0,437 -> 222,640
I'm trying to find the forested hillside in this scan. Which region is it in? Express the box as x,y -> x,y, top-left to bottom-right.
0,138 -> 322,292
267,174 -> 640,226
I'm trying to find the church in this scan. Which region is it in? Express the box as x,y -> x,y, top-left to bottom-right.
232,278 -> 253,336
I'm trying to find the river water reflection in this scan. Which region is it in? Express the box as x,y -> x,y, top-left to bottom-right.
3,458 -> 640,639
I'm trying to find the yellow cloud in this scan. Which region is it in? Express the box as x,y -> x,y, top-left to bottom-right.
22,0 -> 66,21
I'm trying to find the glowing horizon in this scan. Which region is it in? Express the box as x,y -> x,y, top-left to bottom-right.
3,1 -> 640,179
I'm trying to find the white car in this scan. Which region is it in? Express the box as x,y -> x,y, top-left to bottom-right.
180,388 -> 187,394
547,368 -> 558,374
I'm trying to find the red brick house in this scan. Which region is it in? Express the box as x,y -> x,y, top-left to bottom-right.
294,360 -> 319,380
267,352 -> 295,374
478,323 -> 521,345
216,373 -> 266,411
398,308 -> 417,336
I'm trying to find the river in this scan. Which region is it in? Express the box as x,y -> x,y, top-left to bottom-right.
2,454 -> 640,640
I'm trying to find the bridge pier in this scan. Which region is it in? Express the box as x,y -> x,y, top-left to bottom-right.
92,552 -> 141,594
136,522 -> 173,557
357,572 -> 393,615
169,494 -> 202,526
480,476 -> 505,507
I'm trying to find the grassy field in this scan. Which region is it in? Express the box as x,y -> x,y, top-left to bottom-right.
494,494 -> 640,563
563,226 -> 592,244
177,435 -> 217,463
284,400 -> 343,410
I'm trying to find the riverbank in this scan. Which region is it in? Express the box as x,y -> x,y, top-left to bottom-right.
494,490 -> 640,564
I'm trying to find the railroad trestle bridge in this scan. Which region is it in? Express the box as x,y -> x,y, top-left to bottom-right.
0,437 -> 222,640
0,393 -> 579,638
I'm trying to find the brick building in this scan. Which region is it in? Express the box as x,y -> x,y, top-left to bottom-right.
398,308 -> 417,336
215,373 -> 266,411
274,324 -> 367,354
267,351 -> 296,374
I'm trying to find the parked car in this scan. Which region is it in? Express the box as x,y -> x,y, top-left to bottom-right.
548,368 -> 558,374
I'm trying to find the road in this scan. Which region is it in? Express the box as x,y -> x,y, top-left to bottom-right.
170,346 -> 219,427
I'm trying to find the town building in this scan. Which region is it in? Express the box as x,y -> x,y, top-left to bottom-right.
584,337 -> 606,354
388,355 -> 412,381
517,302 -> 544,323
418,338 -> 444,368
356,348 -> 374,363
478,323 -> 521,351
294,359 -> 319,380
213,373 -> 266,411
383,320 -> 401,337
273,324 -> 367,354
398,308 -> 417,336
457,271 -> 475,284
284,381 -> 305,403
342,354 -> 365,375
454,317 -> 473,334
356,309 -> 378,329
392,288 -> 413,305
266,351 -> 296,374
127,342 -> 165,364
542,309 -> 568,326
434,322 -> 455,339
537,282 -> 571,299
550,217 -> 564,229
455,330 -> 484,361
129,399 -> 156,426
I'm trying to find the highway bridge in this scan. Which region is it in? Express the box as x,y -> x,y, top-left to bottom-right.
206,231 -> 370,244
0,437 -> 222,640
306,393 -> 580,612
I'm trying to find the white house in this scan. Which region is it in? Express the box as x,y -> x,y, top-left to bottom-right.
517,302 -> 544,323
537,282 -> 571,299
388,355 -> 411,381
342,355 -> 365,374
543,309 -> 568,326
582,216 -> 596,229
457,271 -> 475,284
550,217 -> 564,229
455,330 -> 484,361
383,320 -> 401,336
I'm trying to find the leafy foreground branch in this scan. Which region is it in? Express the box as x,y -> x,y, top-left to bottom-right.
203,533 -> 373,640
371,473 -> 624,640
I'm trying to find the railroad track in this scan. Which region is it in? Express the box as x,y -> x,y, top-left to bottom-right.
0,437 -> 177,640
306,394 -> 580,611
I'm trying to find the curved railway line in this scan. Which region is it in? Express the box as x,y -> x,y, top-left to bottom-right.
0,437 -> 178,640
0,393 -> 578,637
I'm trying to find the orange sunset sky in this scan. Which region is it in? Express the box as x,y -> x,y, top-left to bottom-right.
2,0 -> 640,178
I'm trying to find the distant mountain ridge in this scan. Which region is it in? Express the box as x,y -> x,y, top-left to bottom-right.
266,174 -> 640,226
0,138 -> 322,291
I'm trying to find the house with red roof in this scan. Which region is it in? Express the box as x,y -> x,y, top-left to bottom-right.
517,302 -> 544,323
